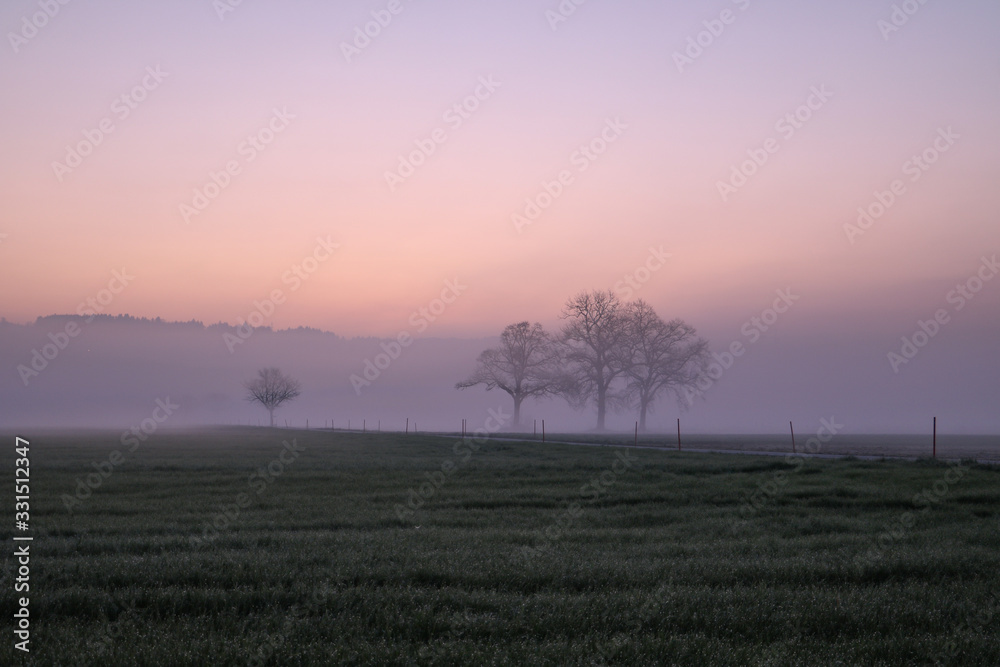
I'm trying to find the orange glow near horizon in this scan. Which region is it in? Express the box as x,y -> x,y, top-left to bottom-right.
2,1 -> 999,343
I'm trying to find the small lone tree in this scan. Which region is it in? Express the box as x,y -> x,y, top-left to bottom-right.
456,322 -> 564,428
244,367 -> 301,427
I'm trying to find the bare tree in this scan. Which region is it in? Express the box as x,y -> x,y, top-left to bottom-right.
560,290 -> 630,431
456,322 -> 563,428
244,367 -> 301,427
621,300 -> 709,431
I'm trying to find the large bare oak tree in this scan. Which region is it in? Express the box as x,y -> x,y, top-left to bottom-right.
621,299 -> 708,431
560,290 -> 630,431
456,321 -> 563,427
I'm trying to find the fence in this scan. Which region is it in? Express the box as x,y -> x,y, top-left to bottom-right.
234,416 -> 997,462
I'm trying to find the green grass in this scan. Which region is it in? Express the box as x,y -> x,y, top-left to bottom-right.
3,427 -> 999,665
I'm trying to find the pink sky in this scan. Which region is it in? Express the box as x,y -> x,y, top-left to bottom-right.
1,0 -> 998,342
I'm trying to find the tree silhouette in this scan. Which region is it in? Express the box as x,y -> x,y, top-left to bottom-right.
244,367 -> 301,427
560,290 -> 630,431
456,321 -> 563,428
621,300 -> 708,431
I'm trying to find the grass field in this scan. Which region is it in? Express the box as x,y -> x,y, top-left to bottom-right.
3,427 -> 1000,665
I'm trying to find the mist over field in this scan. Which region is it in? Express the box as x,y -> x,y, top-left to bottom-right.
2,1 -> 999,439
2,313 -> 997,433
3,1 -> 1000,663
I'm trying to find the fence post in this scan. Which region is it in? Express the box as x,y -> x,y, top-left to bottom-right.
363,419 -> 366,433
677,418 -> 681,452
933,416 -> 937,459
790,421 -> 796,454
634,422 -> 638,447
542,419 -> 546,443
406,418 -> 409,434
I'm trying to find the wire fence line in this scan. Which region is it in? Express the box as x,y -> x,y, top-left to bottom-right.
231,416 -> 1000,463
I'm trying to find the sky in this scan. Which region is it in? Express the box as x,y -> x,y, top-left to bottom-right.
1,0 -> 998,432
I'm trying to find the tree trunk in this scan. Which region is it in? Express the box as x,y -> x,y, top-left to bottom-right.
513,396 -> 522,430
596,390 -> 606,431
268,408 -> 275,428
639,401 -> 649,432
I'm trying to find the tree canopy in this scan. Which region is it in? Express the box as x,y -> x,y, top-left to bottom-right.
244,367 -> 301,427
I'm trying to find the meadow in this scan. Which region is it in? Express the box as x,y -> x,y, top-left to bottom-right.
3,427 -> 999,666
